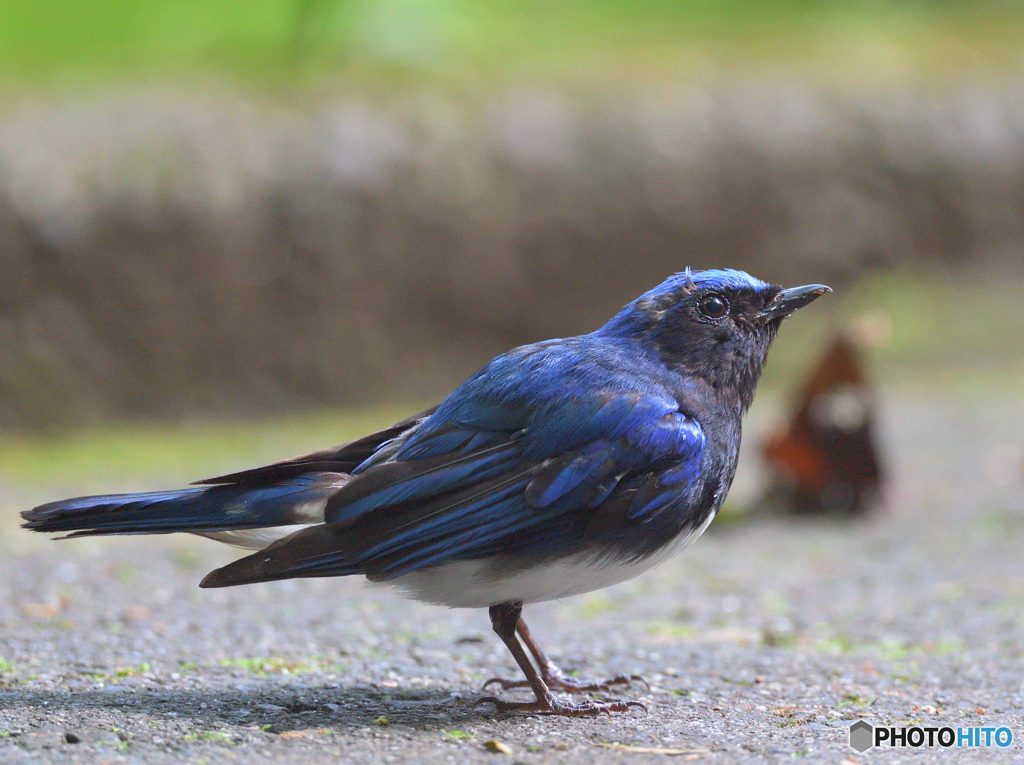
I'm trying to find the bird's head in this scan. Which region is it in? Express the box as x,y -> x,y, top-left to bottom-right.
600,268 -> 831,411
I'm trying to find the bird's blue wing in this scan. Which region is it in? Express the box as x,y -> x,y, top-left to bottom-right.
215,338 -> 705,581
335,404 -> 703,577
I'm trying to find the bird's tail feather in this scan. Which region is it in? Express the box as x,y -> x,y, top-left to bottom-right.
20,473 -> 348,538
199,524 -> 362,588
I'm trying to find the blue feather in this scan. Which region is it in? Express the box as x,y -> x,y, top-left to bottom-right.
22,474 -> 342,536
325,348 -> 709,573
393,428 -> 475,460
357,477 -> 530,561
525,442 -> 617,508
330,445 -> 519,523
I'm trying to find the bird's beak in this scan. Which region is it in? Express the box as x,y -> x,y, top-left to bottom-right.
761,284 -> 832,320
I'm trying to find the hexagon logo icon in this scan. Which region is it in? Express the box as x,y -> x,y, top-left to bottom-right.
849,719 -> 874,752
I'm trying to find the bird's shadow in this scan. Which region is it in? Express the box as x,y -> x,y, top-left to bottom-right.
0,682 -> 496,733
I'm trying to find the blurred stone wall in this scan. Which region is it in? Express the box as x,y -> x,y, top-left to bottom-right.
1,82 -> 1021,430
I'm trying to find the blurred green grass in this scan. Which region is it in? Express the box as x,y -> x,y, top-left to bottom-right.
1,0 -> 1021,94
0,403 -> 419,494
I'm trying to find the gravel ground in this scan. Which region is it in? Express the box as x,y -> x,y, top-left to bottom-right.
1,389 -> 1023,763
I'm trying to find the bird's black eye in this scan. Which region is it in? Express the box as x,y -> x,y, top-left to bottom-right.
697,294 -> 729,320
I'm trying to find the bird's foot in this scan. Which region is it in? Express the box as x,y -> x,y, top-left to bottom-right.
483,666 -> 647,694
475,691 -> 646,717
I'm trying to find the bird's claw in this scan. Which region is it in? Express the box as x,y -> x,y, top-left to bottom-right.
475,693 -> 646,717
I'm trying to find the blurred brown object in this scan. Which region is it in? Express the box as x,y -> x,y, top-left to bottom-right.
761,332 -> 884,516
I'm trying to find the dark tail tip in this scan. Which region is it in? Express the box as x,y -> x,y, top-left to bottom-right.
198,569 -> 233,589
200,525 -> 359,588
21,505 -> 77,534
199,530 -> 301,588
199,557 -> 268,589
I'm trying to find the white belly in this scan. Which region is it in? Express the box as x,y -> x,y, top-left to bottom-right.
381,512 -> 715,608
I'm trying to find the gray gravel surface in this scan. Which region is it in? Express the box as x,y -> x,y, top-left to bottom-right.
2,389 -> 1023,763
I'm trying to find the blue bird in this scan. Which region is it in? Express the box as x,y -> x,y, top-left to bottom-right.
22,269 -> 829,716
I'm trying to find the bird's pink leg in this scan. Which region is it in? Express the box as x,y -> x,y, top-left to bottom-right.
476,603 -> 646,716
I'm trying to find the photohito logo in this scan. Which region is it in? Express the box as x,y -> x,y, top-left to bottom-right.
849,719 -> 1013,752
